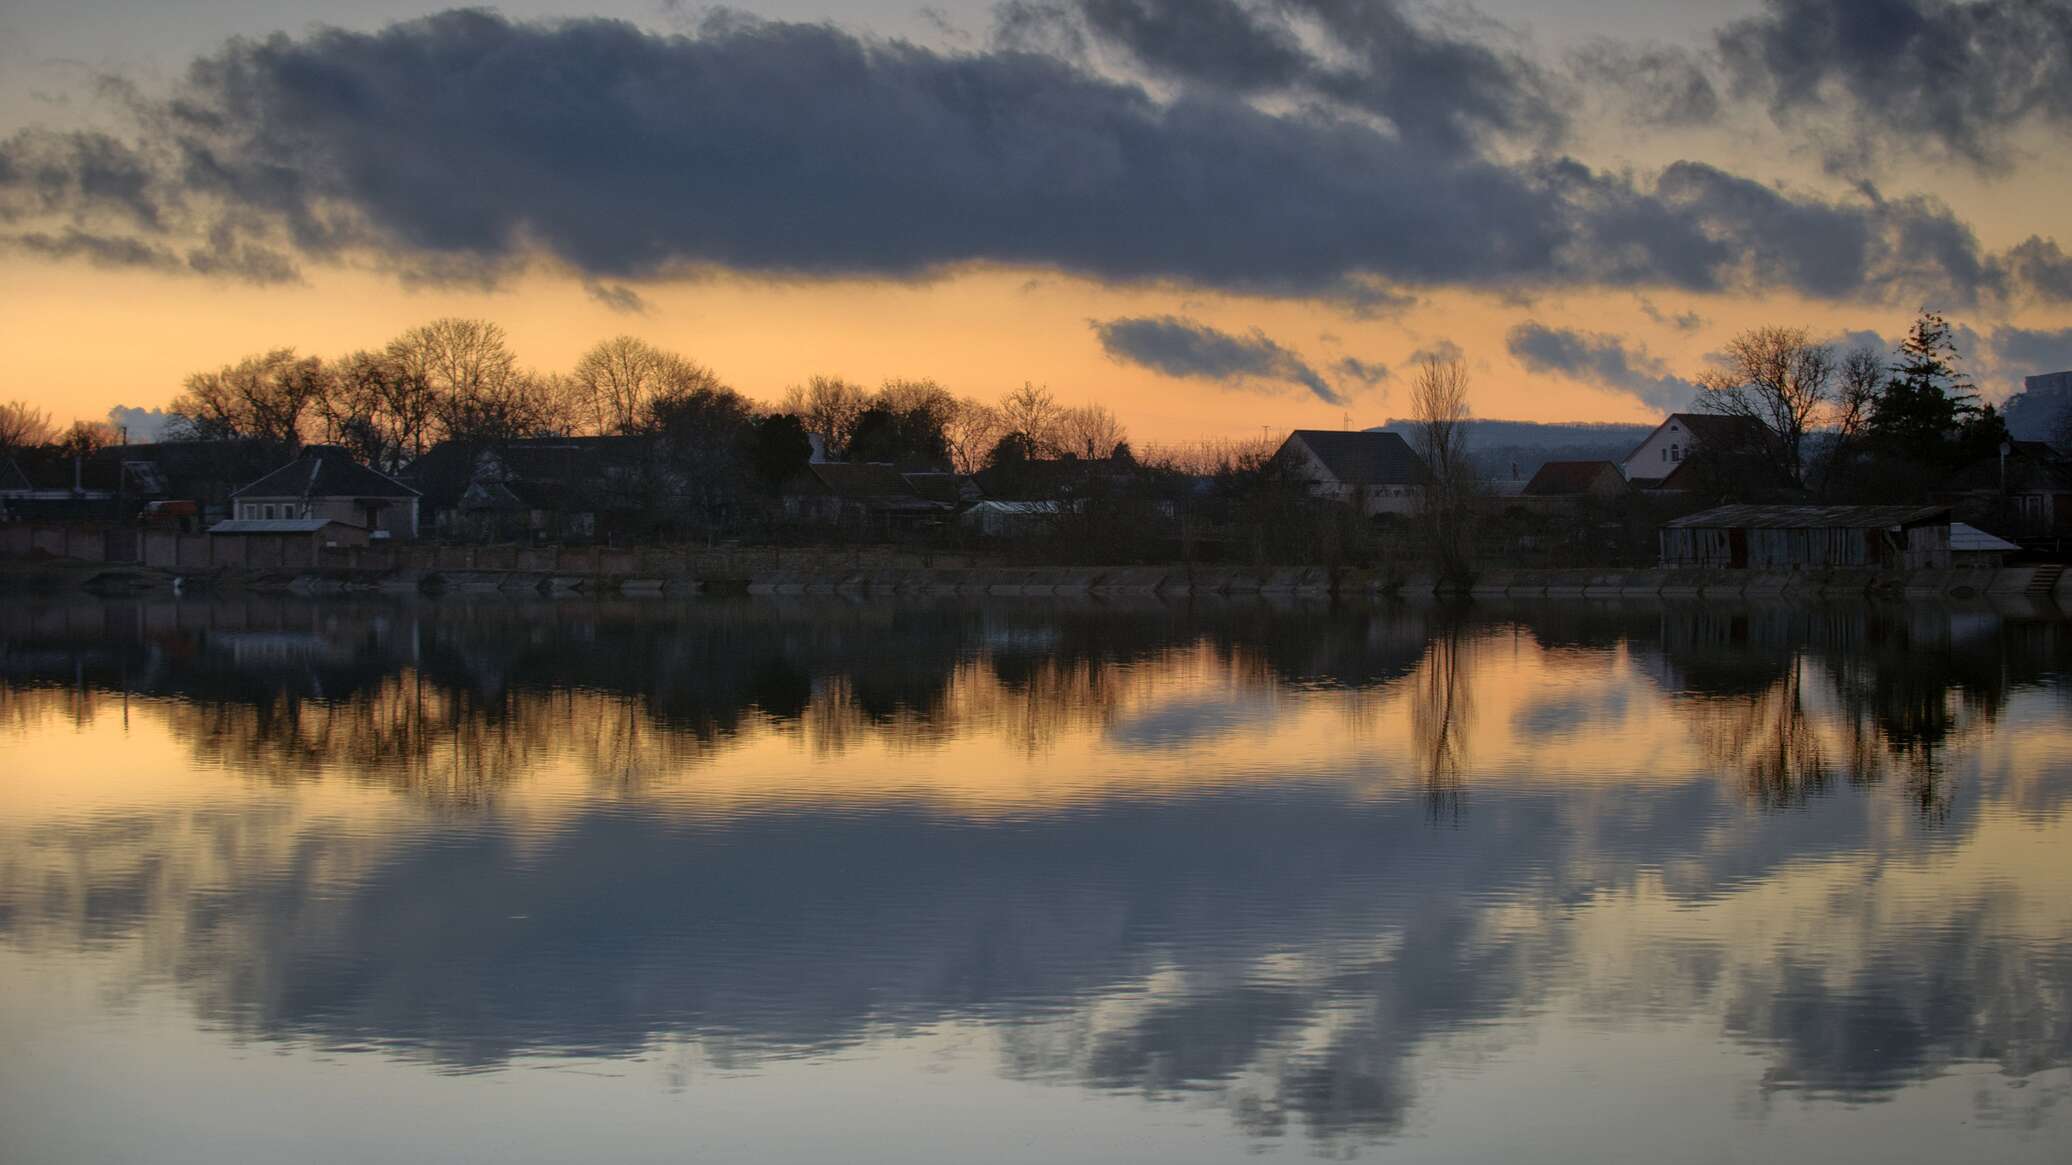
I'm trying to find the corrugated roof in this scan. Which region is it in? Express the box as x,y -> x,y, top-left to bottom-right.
235,447 -> 419,500
1285,430 -> 1431,486
1663,504 -> 1949,530
208,518 -> 349,534
1949,522 -> 2020,552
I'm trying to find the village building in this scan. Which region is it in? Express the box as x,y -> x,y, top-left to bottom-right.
1621,413 -> 1769,485
409,436 -> 658,542
1272,430 -> 1430,516
1948,522 -> 2021,567
1659,504 -> 1952,570
782,462 -> 951,531
225,446 -> 420,539
1935,440 -> 2072,544
1521,460 -> 1628,503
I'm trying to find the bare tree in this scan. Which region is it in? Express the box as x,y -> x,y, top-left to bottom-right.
943,397 -> 1001,474
997,382 -> 1062,455
778,375 -> 870,459
1410,355 -> 1476,582
169,349 -> 325,445
1055,403 -> 1128,460
1697,326 -> 1835,488
571,335 -> 717,435
1817,345 -> 1886,496
0,400 -> 54,452
386,318 -> 520,455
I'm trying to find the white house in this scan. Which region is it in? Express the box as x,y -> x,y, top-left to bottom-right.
1273,430 -> 1431,516
226,446 -> 420,539
1621,413 -> 1768,483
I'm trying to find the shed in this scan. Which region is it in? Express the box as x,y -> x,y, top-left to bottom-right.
1658,505 -> 1951,570
1948,522 -> 2020,566
207,517 -> 371,547
1522,460 -> 1628,500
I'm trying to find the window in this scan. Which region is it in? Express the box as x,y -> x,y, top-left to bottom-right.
241,504 -> 254,519
1661,448 -> 1668,463
1671,444 -> 1682,462
263,504 -> 276,519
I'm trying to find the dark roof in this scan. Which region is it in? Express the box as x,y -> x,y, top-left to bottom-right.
0,457 -> 30,493
1664,504 -> 1949,530
407,436 -> 651,509
901,471 -> 972,504
806,462 -> 916,499
1626,413 -> 1768,462
1285,430 -> 1431,486
235,446 -> 419,499
1522,460 -> 1623,496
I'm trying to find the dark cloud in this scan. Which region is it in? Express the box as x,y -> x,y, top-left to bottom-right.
1507,321 -> 1698,412
1638,297 -> 1707,332
1334,356 -> 1389,386
1092,314 -> 1345,403
1990,324 -> 2072,373
1408,339 -> 1462,366
6,226 -> 179,271
2000,237 -> 2072,302
1570,41 -> 1720,127
0,9 -> 2063,309
583,280 -> 649,314
1717,0 -> 2072,175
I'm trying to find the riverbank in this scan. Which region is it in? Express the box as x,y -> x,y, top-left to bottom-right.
8,556 -> 2066,604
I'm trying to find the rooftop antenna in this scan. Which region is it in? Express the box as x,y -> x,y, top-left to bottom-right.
1342,410 -> 1350,431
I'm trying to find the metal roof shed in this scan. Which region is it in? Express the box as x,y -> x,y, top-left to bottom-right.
1659,505 -> 1951,570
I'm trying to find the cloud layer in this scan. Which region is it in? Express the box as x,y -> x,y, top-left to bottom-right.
1093,315 -> 1358,403
0,7 -> 2065,309
1506,322 -> 1699,412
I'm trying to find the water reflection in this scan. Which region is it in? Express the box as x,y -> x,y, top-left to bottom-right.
1,596 -> 2069,1157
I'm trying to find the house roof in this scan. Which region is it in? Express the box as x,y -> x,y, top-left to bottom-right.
0,457 -> 29,493
1663,504 -> 1949,530
1284,430 -> 1431,486
1625,413 -> 1768,462
235,446 -> 419,500
807,462 -> 916,498
1940,443 -> 2072,495
207,518 -> 352,534
1949,522 -> 2020,553
1522,460 -> 1623,496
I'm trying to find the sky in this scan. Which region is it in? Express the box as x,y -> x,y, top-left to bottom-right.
3,0 -> 2071,443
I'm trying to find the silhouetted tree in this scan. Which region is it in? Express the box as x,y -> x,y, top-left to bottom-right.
750,414 -> 813,491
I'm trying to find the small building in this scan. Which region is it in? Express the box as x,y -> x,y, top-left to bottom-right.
1622,413 -> 1769,484
205,517 -> 371,547
1272,430 -> 1431,516
1935,440 -> 2072,541
1949,522 -> 2020,567
231,446 -> 420,539
782,463 -> 949,530
409,436 -> 661,542
959,499 -> 1064,538
1659,504 -> 1951,570
1522,460 -> 1628,502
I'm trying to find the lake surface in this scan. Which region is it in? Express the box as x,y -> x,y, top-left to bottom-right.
1,595 -> 2068,1163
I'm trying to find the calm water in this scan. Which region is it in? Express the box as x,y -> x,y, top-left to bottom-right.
1,596 -> 2068,1163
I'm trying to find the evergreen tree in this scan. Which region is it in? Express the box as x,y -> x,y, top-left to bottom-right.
1867,312 -> 2005,468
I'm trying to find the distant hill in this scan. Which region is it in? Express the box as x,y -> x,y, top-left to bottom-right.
1372,418 -> 1652,481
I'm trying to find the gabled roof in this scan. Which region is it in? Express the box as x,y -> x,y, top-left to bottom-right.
807,462 -> 916,499
1522,460 -> 1624,496
1283,430 -> 1431,486
1664,504 -> 1949,530
1624,412 -> 1768,462
235,447 -> 419,500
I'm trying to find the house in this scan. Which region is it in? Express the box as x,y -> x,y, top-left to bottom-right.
0,450 -> 123,522
1622,413 -> 1769,484
1935,440 -> 2072,541
960,499 -> 1065,538
1272,430 -> 1431,516
1521,460 -> 1628,502
90,439 -> 291,526
407,436 -> 673,542
783,463 -> 950,530
228,446 -> 420,539
1658,505 -> 1951,570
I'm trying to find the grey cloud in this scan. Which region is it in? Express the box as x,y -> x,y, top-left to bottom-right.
7,227 -> 179,271
1093,314 -> 1345,404
1334,356 -> 1389,386
0,9 -> 2063,308
2001,237 -> 2072,301
1990,324 -> 2072,373
583,281 -> 649,314
1717,0 -> 2072,175
1571,41 -> 1720,128
1507,321 -> 1699,412
1990,326 -> 2072,438
1408,339 -> 1462,366
1638,297 -> 1707,332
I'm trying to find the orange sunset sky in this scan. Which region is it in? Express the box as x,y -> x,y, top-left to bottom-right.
3,1 -> 2070,442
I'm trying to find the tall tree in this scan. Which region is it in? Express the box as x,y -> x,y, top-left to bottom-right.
168,349 -> 326,444
943,398 -> 1002,474
1868,311 -> 2002,467
1696,326 -> 1834,489
0,400 -> 54,452
779,375 -> 870,459
1410,355 -> 1476,582
1055,403 -> 1128,460
997,382 -> 1062,456
385,318 -> 519,456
